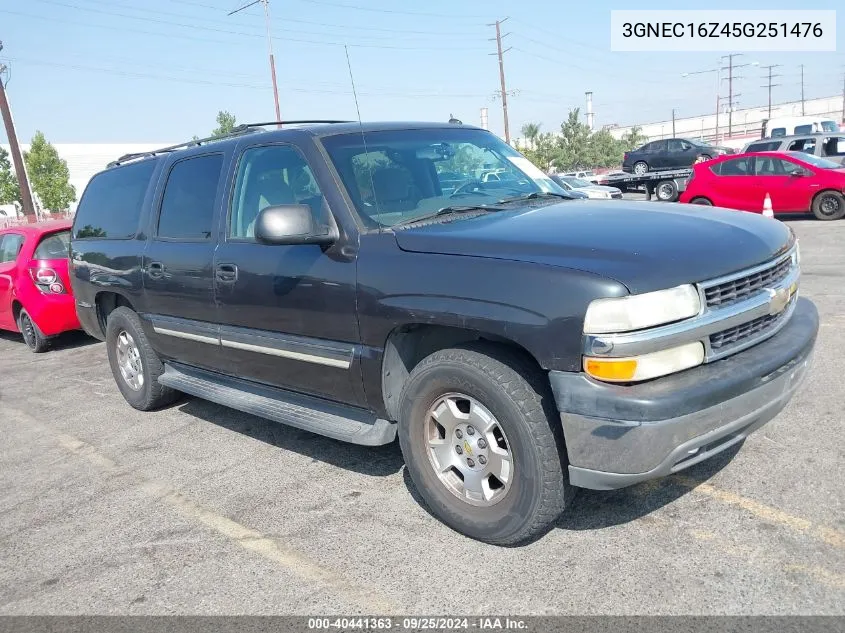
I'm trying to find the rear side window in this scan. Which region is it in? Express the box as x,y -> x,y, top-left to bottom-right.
74,160 -> 157,240
746,141 -> 781,152
788,138 -> 816,153
770,128 -> 787,137
0,233 -> 25,263
34,230 -> 70,259
157,154 -> 224,240
716,157 -> 752,176
794,124 -> 813,135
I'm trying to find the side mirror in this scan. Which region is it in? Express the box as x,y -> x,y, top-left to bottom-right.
254,204 -> 335,246
790,169 -> 810,177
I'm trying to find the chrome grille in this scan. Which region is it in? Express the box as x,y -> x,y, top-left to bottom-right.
709,303 -> 791,350
704,255 -> 792,308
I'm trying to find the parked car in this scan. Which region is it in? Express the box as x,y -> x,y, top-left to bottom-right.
741,133 -> 845,165
551,174 -> 623,199
561,170 -> 595,179
679,151 -> 845,220
0,220 -> 80,352
70,121 -> 817,545
762,116 -> 839,138
623,138 -> 735,175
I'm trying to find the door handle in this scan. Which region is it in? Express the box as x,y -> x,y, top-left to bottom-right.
216,263 -> 238,283
147,261 -> 165,279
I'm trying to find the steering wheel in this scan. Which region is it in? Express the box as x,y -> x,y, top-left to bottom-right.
450,180 -> 492,197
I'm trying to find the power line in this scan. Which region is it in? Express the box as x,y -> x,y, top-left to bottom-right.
229,0 -> 280,123
16,1 -> 488,50
294,0 -> 487,19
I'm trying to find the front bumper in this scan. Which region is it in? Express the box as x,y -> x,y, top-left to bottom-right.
550,297 -> 818,490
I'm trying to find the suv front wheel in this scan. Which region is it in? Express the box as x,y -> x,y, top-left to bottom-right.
398,343 -> 571,545
106,307 -> 179,411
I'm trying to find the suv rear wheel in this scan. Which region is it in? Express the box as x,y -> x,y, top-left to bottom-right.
398,343 -> 570,545
106,307 -> 179,411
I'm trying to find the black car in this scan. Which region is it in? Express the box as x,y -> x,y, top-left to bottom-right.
623,138 -> 734,175
69,121 -> 817,545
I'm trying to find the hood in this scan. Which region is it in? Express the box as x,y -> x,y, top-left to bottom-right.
392,201 -> 793,294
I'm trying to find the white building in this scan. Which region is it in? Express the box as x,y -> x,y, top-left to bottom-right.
606,94 -> 844,150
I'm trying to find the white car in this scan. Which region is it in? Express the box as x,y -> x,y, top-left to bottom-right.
552,175 -> 623,199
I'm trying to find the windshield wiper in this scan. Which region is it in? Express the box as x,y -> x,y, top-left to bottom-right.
497,191 -> 573,204
393,205 -> 504,228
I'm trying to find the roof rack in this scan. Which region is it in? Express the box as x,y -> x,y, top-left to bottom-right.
107,120 -> 351,168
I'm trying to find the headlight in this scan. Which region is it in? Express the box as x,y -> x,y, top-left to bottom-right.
584,342 -> 705,382
583,285 -> 701,334
791,241 -> 800,267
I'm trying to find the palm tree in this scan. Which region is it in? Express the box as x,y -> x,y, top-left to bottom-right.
521,122 -> 542,149
620,125 -> 648,151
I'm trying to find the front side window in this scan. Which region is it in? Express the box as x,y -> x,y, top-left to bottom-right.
822,136 -> 845,157
0,233 -> 25,263
668,139 -> 689,151
747,141 -> 782,152
321,128 -> 564,228
754,157 -> 801,176
786,152 -> 842,170
157,154 -> 224,240
229,145 -> 326,240
34,230 -> 70,259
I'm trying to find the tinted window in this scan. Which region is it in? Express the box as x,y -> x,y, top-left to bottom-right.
668,139 -> 689,151
747,141 -> 781,152
34,230 -> 70,259
771,128 -> 787,137
755,157 -> 800,176
718,157 -> 752,176
229,145 -> 326,240
821,121 -> 839,132
822,136 -> 845,157
794,124 -> 814,135
788,138 -> 816,153
157,154 -> 223,240
0,233 -> 24,263
74,160 -> 157,239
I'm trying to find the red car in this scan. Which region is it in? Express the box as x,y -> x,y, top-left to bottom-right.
679,151 -> 845,220
0,220 -> 81,352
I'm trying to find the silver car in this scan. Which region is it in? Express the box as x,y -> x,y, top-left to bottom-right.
742,133 -> 845,165
552,175 -> 623,199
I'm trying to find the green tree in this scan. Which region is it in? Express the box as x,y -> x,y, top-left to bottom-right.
620,125 -> 648,151
553,108 -> 593,171
520,122 -> 542,149
586,128 -> 624,168
0,147 -> 21,205
212,110 -> 237,136
23,131 -> 76,212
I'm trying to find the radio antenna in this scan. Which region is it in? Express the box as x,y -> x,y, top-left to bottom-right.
345,45 -> 381,231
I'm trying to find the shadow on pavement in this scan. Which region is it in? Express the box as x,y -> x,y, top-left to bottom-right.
176,397 -> 405,478
0,329 -> 99,351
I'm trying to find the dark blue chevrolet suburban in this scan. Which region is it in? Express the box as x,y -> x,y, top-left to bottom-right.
69,121 -> 818,545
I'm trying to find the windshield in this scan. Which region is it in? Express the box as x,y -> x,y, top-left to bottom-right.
561,177 -> 592,188
788,152 -> 842,169
821,121 -> 840,132
320,127 -> 565,228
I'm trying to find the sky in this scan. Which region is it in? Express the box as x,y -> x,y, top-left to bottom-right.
1,0 -> 843,143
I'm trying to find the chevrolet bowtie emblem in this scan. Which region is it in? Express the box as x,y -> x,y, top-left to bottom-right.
767,287 -> 790,316
463,440 -> 473,456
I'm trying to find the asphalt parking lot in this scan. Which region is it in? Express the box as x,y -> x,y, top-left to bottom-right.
1,217 -> 843,616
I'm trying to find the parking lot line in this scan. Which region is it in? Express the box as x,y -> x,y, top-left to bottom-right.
676,475 -> 845,550
12,407 -> 396,614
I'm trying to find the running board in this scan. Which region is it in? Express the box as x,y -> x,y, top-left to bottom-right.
158,363 -> 396,446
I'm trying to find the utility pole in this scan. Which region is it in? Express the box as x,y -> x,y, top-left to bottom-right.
841,70 -> 845,124
799,64 -> 805,116
229,0 -> 281,123
719,54 -> 757,137
0,52 -> 36,219
760,64 -> 782,118
489,18 -> 512,144
671,108 -> 676,137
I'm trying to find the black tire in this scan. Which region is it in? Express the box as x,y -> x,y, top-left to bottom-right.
105,306 -> 179,411
633,161 -> 649,175
655,180 -> 679,202
398,343 -> 571,546
691,197 -> 713,206
812,190 -> 845,221
18,309 -> 50,353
